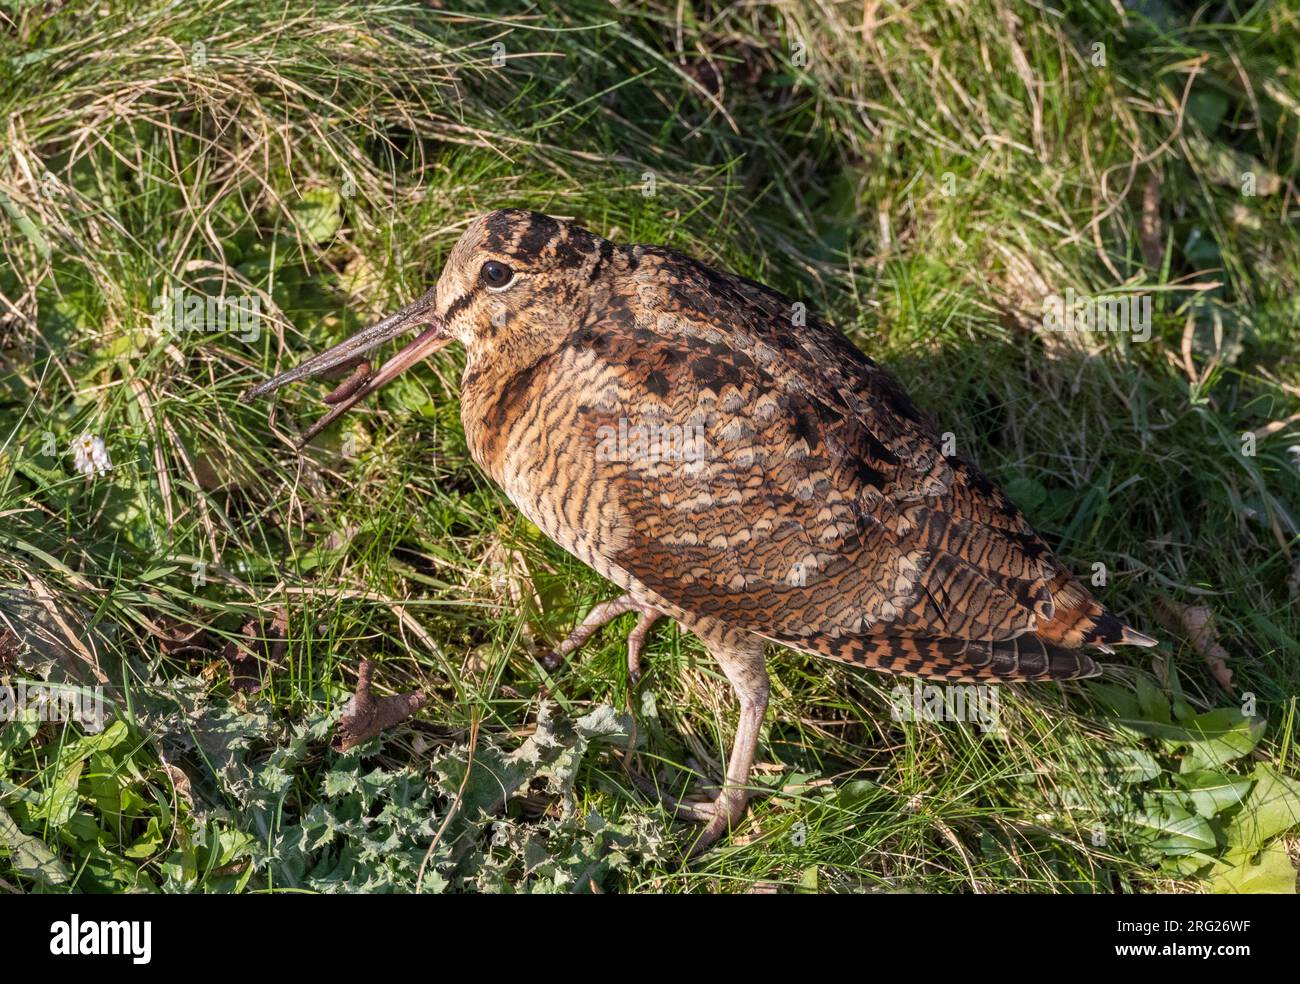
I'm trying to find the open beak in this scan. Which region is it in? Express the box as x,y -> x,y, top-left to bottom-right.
239,286 -> 451,447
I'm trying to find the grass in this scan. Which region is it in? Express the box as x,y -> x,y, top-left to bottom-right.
1,0 -> 1299,893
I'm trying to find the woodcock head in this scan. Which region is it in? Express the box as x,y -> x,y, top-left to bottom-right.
240,209 -> 614,437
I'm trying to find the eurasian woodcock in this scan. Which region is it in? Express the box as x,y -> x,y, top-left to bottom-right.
243,208 -> 1156,852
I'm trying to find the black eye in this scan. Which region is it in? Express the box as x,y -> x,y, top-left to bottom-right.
480,260 -> 514,289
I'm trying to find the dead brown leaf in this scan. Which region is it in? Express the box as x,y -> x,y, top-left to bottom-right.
1156,598 -> 1235,694
333,659 -> 426,752
220,608 -> 288,693
155,614 -> 215,659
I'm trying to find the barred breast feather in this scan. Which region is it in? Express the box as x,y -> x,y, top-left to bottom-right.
459,242 -> 1148,683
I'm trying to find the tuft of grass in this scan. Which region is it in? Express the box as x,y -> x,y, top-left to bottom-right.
1,0 -> 1298,893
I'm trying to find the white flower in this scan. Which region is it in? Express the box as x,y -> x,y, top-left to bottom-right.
71,433 -> 112,477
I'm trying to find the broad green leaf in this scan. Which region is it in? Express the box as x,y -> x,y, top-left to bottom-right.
835,779 -> 878,810
1101,698 -> 1265,771
1003,476 -> 1047,516
60,813 -> 100,847
1225,765 -> 1300,853
38,759 -> 84,826
1099,747 -> 1161,784
1134,676 -> 1171,724
55,720 -> 129,774
1174,770 -> 1253,818
124,816 -> 164,858
0,806 -> 69,887
1128,799 -> 1217,855
1089,683 -> 1143,720
1209,842 -> 1297,894
798,866 -> 819,893
293,188 -> 343,243
0,707 -> 42,759
1156,709 -> 1265,771
1162,850 -> 1218,877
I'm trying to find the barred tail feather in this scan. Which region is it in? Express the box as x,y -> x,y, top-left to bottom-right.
1035,568 -> 1157,650
777,630 -> 1100,683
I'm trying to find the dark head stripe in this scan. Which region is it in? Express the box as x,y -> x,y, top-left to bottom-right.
443,287 -> 477,322
515,213 -> 559,257
481,210 -> 601,271
484,210 -> 558,258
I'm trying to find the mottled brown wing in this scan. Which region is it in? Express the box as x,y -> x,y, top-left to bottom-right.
564,282 -> 1059,648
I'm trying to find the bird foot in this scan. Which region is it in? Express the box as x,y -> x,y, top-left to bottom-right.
539,593 -> 663,683
624,767 -> 748,856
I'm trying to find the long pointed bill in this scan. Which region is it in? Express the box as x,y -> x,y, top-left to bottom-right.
239,285 -> 451,448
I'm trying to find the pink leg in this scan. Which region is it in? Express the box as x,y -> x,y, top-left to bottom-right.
685,643 -> 769,855
627,640 -> 769,856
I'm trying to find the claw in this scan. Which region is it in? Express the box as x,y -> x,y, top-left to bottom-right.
539,594 -> 663,679
623,764 -> 749,857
